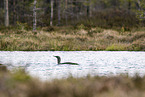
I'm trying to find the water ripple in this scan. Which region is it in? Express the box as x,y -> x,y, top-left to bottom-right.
0,51 -> 144,80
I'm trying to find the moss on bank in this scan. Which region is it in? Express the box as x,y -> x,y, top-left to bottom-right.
0,69 -> 145,97
0,26 -> 144,51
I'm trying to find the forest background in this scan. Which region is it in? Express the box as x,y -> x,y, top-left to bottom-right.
0,0 -> 145,51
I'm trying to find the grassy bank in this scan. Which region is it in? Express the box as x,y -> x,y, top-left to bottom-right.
0,69 -> 145,97
0,26 -> 145,51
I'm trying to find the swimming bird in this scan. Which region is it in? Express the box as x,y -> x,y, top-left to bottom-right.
54,56 -> 79,65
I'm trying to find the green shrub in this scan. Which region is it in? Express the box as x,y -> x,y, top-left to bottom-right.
16,22 -> 31,31
12,69 -> 31,82
106,44 -> 127,51
77,24 -> 86,30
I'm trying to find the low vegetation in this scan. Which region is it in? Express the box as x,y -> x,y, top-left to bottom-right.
0,25 -> 144,51
0,69 -> 145,97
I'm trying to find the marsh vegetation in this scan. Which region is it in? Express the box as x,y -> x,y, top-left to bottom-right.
0,69 -> 145,97
0,26 -> 144,51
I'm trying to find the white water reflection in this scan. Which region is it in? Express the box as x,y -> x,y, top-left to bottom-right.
0,51 -> 145,80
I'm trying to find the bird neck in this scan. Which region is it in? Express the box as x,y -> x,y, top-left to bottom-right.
56,57 -> 61,64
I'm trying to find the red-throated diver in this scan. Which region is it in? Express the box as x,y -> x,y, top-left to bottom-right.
54,56 -> 79,65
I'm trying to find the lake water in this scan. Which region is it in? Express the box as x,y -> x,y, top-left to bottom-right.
0,51 -> 145,81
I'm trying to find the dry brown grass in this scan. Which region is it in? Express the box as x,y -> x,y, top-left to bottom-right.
0,69 -> 145,97
0,27 -> 144,51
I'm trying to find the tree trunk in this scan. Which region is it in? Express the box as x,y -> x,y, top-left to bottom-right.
89,0 -> 92,17
57,0 -> 61,26
65,0 -> 68,25
50,0 -> 54,26
87,5 -> 89,17
128,0 -> 131,11
13,0 -> 16,25
137,0 -> 141,11
87,0 -> 92,18
4,0 -> 9,27
33,0 -> 37,31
